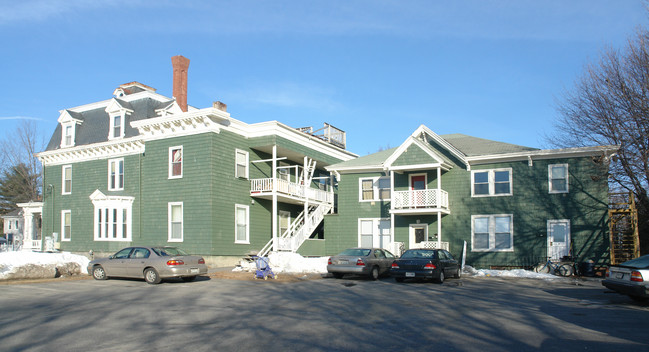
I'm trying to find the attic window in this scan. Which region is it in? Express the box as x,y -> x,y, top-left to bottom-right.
109,114 -> 125,140
60,122 -> 77,148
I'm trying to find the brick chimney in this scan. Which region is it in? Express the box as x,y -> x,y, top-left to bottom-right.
171,55 -> 190,112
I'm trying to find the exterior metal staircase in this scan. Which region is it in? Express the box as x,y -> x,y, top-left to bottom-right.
609,192 -> 640,265
257,202 -> 332,257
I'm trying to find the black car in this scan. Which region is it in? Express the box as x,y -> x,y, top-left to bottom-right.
390,249 -> 461,283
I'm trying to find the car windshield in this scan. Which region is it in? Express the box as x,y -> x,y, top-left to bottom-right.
400,250 -> 437,259
338,248 -> 371,257
152,247 -> 188,257
618,255 -> 649,269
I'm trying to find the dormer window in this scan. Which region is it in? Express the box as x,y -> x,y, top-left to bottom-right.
110,114 -> 124,139
64,125 -> 73,146
57,110 -> 82,148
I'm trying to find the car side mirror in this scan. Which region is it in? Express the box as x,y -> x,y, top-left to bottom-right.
109,255 -> 114,259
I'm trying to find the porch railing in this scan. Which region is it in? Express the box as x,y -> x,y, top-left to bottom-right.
392,189 -> 449,210
410,241 -> 449,250
250,178 -> 332,204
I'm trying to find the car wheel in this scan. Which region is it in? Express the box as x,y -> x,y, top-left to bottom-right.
144,268 -> 161,284
395,277 -> 404,283
455,267 -> 462,279
370,266 -> 379,281
92,266 -> 107,280
181,276 -> 196,282
436,271 -> 445,284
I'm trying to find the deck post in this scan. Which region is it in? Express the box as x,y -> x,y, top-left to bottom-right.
272,145 -> 278,252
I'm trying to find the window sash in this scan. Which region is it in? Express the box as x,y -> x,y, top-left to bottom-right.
168,203 -> 183,242
108,159 -> 124,190
62,211 -> 71,241
62,165 -> 72,194
235,205 -> 249,243
472,215 -> 514,252
235,150 -> 248,179
549,164 -> 569,193
472,169 -> 512,197
169,147 -> 183,178
359,177 -> 391,201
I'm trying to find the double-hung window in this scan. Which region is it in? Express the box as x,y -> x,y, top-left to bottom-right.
168,202 -> 183,242
62,165 -> 72,195
235,204 -> 249,244
109,114 -> 124,139
471,169 -> 512,197
549,164 -> 569,193
359,177 -> 391,201
235,149 -> 249,179
169,146 -> 183,179
64,125 -> 73,146
472,214 -> 514,252
61,210 -> 71,241
108,158 -> 124,191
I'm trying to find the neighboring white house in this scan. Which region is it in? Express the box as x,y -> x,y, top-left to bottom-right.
2,209 -> 24,244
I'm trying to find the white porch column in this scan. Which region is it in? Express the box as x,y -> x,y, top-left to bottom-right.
437,167 -> 442,247
390,170 -> 395,245
272,145 -> 278,252
303,156 -> 309,225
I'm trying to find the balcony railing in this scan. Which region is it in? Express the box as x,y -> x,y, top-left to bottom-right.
392,189 -> 449,210
250,178 -> 332,204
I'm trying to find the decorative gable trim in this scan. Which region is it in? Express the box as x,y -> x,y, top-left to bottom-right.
38,138 -> 144,166
130,107 -> 230,141
384,136 -> 453,171
155,101 -> 184,117
414,125 -> 469,169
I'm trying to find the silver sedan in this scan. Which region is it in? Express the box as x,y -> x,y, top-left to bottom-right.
88,246 -> 208,284
327,248 -> 396,280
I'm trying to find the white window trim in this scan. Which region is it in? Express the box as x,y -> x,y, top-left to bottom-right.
61,123 -> 76,148
235,149 -> 249,179
108,158 -> 124,191
91,190 -> 134,242
549,164 -> 569,194
62,165 -> 72,195
168,202 -> 184,242
358,176 -> 391,202
61,210 -> 71,242
235,204 -> 250,244
169,146 -> 183,179
471,214 -> 514,252
108,113 -> 125,140
358,218 -> 392,248
471,168 -> 513,197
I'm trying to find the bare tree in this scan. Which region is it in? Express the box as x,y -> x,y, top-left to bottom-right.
549,27 -> 649,253
0,120 -> 45,210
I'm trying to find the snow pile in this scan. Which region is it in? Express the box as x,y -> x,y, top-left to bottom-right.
235,252 -> 328,274
464,265 -> 558,280
0,251 -> 90,280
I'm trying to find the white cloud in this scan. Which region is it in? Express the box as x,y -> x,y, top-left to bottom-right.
0,116 -> 44,121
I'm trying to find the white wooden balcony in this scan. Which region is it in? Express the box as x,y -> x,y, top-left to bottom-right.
250,178 -> 332,205
391,189 -> 450,215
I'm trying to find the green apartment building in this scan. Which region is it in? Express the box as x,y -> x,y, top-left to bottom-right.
37,56 -> 356,265
324,125 -> 617,268
35,57 -> 617,268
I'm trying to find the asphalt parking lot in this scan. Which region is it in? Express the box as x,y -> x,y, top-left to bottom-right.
0,274 -> 648,352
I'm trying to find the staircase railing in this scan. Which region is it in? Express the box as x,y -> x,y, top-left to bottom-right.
257,202 -> 332,257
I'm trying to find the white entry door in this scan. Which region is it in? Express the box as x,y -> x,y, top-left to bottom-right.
547,220 -> 570,260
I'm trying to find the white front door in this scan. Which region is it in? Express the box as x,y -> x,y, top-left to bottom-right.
409,224 -> 428,249
547,220 -> 570,260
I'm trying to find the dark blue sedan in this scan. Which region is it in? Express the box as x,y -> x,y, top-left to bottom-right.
390,249 -> 461,283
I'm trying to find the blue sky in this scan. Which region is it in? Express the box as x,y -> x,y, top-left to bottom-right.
1,0 -> 647,156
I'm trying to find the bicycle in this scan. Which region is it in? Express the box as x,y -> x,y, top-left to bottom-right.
533,257 -> 574,277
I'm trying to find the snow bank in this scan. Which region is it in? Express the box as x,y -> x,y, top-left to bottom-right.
234,252 -> 328,274
0,251 -> 90,280
463,265 -> 558,280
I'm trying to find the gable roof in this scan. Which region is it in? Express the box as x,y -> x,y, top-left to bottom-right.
441,133 -> 538,157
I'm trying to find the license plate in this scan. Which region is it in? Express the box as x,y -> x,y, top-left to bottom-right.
406,272 -> 415,277
190,268 -> 199,274
338,260 -> 348,265
616,273 -> 623,279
